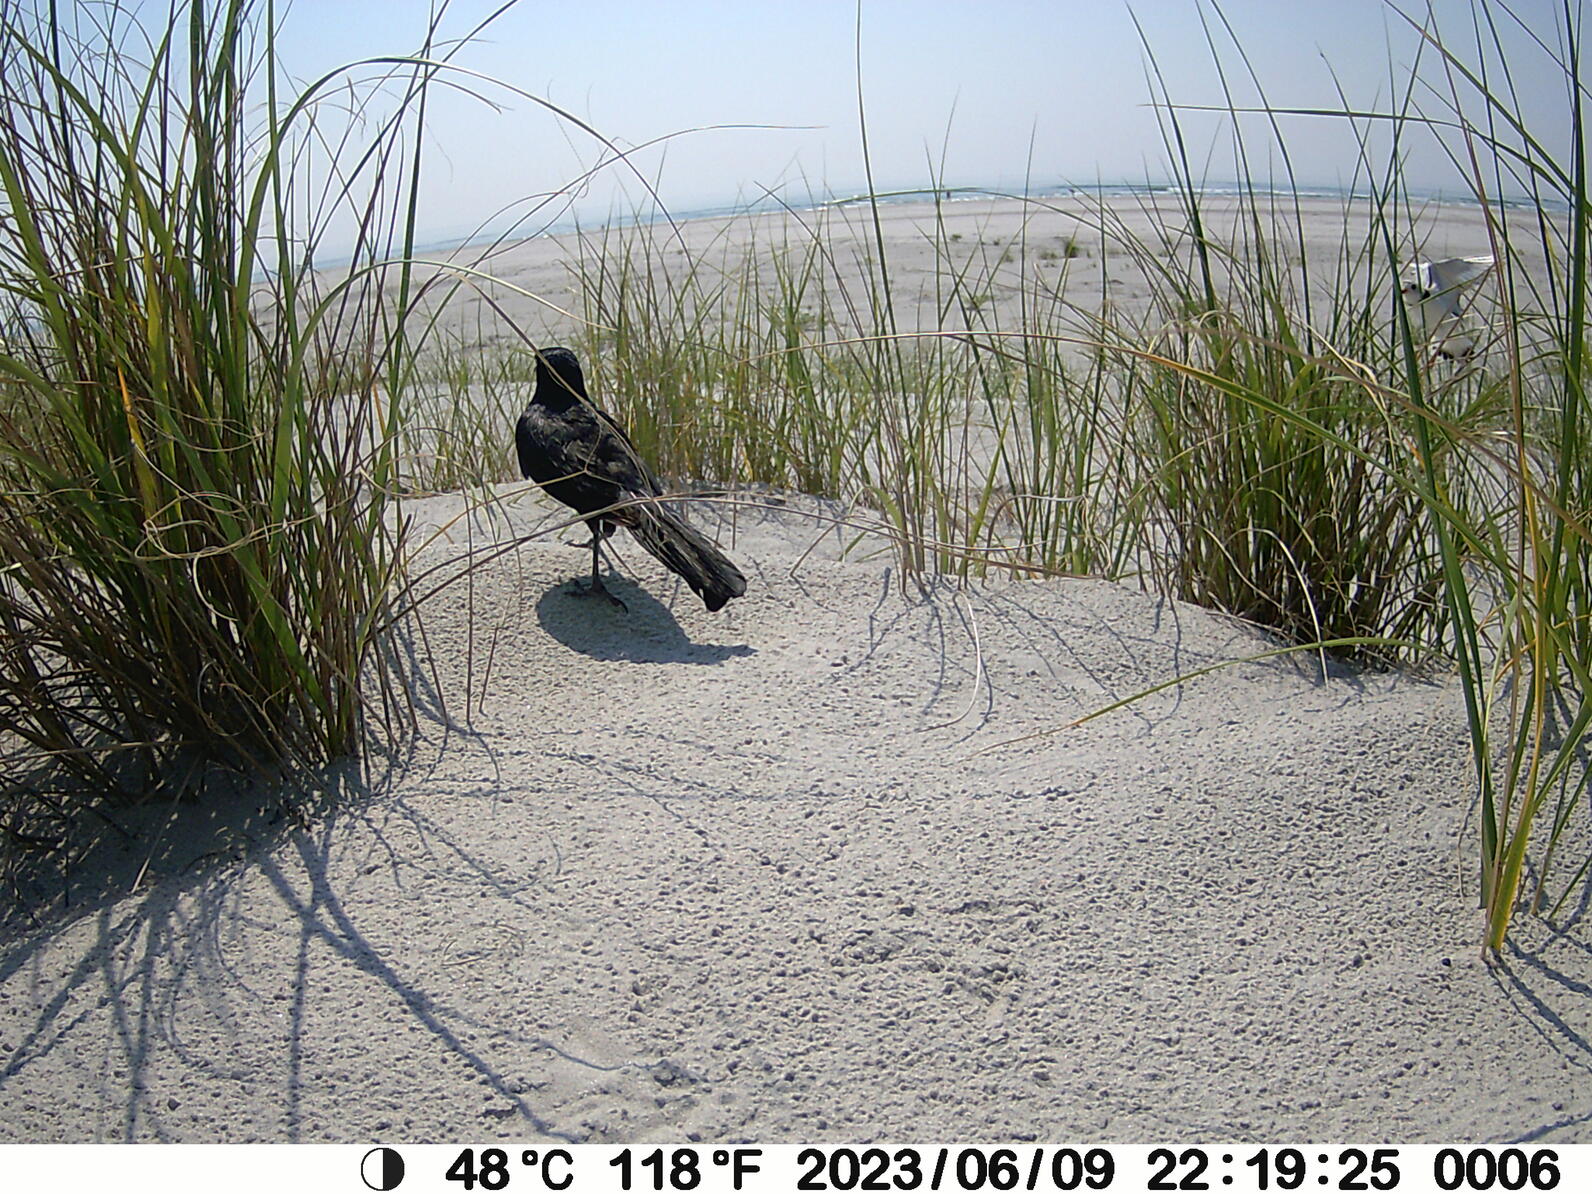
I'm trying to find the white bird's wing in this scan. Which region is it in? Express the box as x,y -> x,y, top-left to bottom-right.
1426,255 -> 1493,291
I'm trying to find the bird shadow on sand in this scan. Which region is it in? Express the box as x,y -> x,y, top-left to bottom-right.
534,578 -> 754,665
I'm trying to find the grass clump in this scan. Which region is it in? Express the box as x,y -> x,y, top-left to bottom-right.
1083,168 -> 1460,666
0,0 -> 439,848
1381,3 -> 1592,949
1118,0 -> 1591,946
1126,311 -> 1444,664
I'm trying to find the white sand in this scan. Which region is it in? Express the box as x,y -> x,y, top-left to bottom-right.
2,198 -> 1588,1144
405,192 -> 1534,358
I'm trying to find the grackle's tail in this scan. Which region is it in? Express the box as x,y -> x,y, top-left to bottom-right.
625,502 -> 747,612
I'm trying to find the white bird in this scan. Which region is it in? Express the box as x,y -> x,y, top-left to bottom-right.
1399,255 -> 1494,359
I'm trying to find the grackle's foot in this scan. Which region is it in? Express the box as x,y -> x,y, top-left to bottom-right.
566,575 -> 628,613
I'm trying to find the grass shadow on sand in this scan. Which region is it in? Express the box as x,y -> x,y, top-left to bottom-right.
0,746 -> 618,1141
1491,932 -> 1592,1141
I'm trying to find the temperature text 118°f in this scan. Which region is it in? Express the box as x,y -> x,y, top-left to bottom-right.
610,1147 -> 766,1191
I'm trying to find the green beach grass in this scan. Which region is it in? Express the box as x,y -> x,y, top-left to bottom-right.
0,0 -> 450,846
2,0 -> 1586,950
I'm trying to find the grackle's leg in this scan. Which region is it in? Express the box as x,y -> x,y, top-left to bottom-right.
566,519 -> 627,611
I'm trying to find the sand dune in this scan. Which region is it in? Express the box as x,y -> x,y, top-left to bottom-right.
3,482 -> 1589,1143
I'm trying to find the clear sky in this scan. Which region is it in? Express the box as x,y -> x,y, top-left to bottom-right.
269,0 -> 1575,247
